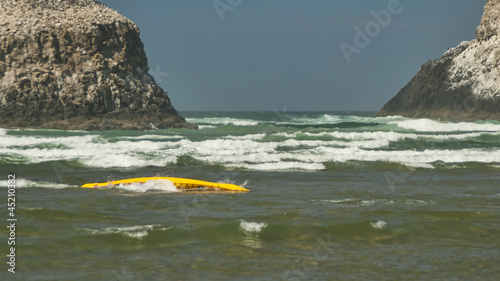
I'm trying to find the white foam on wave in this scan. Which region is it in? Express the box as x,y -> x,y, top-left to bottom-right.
318,146 -> 500,168
197,125 -> 217,129
361,200 -> 377,206
0,134 -> 179,167
283,114 -> 343,125
312,198 -> 356,204
9,128 -> 88,134
324,130 -> 497,142
276,130 -> 499,150
239,220 -> 267,233
225,133 -> 266,140
391,119 -> 500,132
119,135 -> 184,140
405,199 -> 437,206
112,179 -> 178,193
370,221 -> 388,230
239,220 -> 267,249
81,225 -> 163,239
22,207 -> 44,211
0,178 -> 76,189
0,128 -> 6,136
0,134 -> 95,163
280,137 -> 386,149
188,138 -> 274,157
318,114 -> 342,122
315,198 -> 437,209
228,161 -> 326,171
1,134 -> 94,147
84,154 -> 159,168
186,117 -> 259,126
196,139 -> 500,170
2,123 -> 500,171
285,114 -> 394,125
19,134 -> 500,170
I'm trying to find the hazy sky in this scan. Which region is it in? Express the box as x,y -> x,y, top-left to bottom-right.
99,0 -> 485,111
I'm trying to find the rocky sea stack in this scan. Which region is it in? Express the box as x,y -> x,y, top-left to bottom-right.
377,0 -> 500,121
0,0 -> 196,130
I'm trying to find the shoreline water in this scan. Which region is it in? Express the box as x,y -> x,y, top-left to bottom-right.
0,111 -> 499,280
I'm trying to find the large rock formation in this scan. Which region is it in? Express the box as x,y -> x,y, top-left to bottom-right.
0,0 -> 196,130
377,0 -> 500,121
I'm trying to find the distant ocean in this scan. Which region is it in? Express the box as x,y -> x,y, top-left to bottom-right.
1,111 -> 499,280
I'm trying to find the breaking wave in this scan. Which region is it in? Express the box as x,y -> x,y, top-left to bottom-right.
1,113 -> 499,171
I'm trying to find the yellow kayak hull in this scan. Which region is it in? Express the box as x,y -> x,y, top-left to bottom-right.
81,177 -> 249,192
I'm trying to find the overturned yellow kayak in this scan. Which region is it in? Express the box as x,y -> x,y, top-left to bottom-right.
81,177 -> 249,192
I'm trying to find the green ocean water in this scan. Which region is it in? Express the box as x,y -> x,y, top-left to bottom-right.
1,111 -> 500,280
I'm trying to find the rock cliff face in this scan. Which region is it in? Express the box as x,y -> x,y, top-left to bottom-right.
0,0 -> 196,130
377,0 -> 500,121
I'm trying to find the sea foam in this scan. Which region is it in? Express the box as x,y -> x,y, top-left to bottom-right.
113,179 -> 178,193
186,117 -> 259,126
1,114 -> 500,171
239,220 -> 268,234
0,179 -> 76,189
370,221 -> 388,229
81,225 -> 162,239
392,118 -> 500,132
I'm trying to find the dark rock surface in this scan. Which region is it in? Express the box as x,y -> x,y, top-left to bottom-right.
377,0 -> 500,121
0,0 -> 197,130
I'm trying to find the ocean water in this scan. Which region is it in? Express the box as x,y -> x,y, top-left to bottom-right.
0,111 -> 499,280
